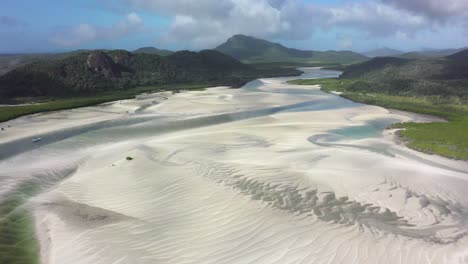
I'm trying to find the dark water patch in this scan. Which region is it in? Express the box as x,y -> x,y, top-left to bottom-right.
309,134 -> 395,157
329,118 -> 401,140
286,95 -> 361,113
0,166 -> 78,264
0,116 -> 164,160
0,166 -> 78,219
194,160 -> 468,244
134,100 -> 160,113
307,117 -> 468,174
38,198 -> 138,229
242,68 -> 341,93
1,100 -> 354,161
0,68 -> 344,161
307,118 -> 402,157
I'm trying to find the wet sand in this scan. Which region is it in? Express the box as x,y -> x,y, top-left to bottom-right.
1,68 -> 467,264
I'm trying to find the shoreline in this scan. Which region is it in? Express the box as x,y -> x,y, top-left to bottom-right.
1,68 -> 467,264
0,83 -> 235,124
0,68 -> 304,124
339,91 -> 466,161
287,77 -> 467,161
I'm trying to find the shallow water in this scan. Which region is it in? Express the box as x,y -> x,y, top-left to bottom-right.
0,68 -> 345,160
1,67 -> 468,264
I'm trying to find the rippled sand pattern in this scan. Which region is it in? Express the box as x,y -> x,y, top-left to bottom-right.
1,68 -> 468,264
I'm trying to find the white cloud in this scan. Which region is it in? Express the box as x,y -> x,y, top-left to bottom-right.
127,12 -> 143,24
129,0 -> 321,49
159,0 -> 293,48
66,0 -> 468,50
125,0 -> 445,49
50,12 -> 143,47
337,36 -> 353,49
383,0 -> 468,21
327,2 -> 428,37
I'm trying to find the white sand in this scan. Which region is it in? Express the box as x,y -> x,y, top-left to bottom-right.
1,68 -> 468,264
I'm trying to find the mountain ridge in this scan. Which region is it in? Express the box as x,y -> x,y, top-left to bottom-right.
338,51 -> 468,98
363,47 -> 404,57
133,47 -> 173,56
215,34 -> 367,64
0,49 -> 299,101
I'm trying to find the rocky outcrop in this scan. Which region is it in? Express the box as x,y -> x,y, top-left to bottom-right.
86,51 -> 121,77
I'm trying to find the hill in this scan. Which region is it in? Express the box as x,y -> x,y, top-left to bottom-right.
0,49 -> 299,101
0,50 -> 114,76
338,54 -> 468,98
363,47 -> 404,57
447,49 -> 468,61
443,49 -> 468,79
0,53 -> 67,76
215,35 -> 367,64
288,51 -> 468,160
399,48 -> 467,59
0,48 -> 173,76
133,47 -> 173,56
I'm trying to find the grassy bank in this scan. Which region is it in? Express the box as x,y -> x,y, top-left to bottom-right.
0,83 -> 209,123
0,65 -> 303,124
288,78 -> 468,160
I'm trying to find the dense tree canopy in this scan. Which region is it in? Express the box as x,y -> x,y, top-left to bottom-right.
0,49 -> 298,100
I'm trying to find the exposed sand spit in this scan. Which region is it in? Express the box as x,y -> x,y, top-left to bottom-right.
1,68 -> 467,264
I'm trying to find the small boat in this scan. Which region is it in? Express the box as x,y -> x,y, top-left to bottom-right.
32,137 -> 42,143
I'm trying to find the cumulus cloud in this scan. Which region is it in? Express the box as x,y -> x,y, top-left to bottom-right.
327,2 -> 428,37
124,0 -> 446,48
81,0 -> 468,50
127,0 -> 235,19
383,0 -> 468,21
128,0 -> 326,48
50,12 -> 143,47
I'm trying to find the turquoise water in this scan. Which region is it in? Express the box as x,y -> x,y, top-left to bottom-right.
0,68 -> 391,161
307,118 -> 402,157
0,68 -> 345,160
330,118 -> 401,140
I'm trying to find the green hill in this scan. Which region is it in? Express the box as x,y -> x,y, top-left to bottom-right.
399,48 -> 467,59
0,49 -> 299,101
339,53 -> 468,98
289,51 -> 468,159
215,35 -> 367,64
0,53 -> 67,76
133,47 -> 173,56
0,48 -> 173,77
362,47 -> 404,57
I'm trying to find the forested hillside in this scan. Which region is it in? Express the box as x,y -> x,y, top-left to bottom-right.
0,49 -> 299,101
338,51 -> 468,99
215,35 -> 367,64
289,50 -> 468,159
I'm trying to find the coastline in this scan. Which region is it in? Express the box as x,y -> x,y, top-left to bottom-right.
1,68 -> 467,264
288,76 -> 467,161
342,91 -> 466,161
284,78 -> 467,166
0,67 -> 304,124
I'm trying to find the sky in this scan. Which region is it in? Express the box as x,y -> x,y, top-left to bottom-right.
0,0 -> 467,53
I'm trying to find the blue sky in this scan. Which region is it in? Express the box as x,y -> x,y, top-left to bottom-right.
1,0 -> 467,53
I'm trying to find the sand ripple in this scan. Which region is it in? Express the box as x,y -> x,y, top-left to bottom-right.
1,68 -> 468,263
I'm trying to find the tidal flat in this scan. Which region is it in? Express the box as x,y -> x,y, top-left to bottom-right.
1,68 -> 467,264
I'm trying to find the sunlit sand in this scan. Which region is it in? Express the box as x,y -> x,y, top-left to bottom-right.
1,68 -> 467,264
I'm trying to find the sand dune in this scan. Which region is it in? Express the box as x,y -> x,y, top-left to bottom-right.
1,68 -> 467,264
